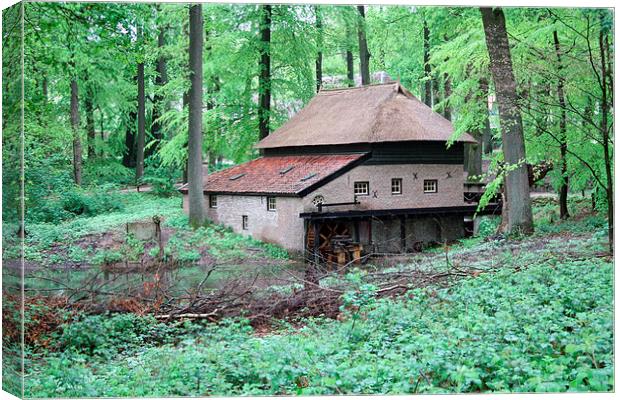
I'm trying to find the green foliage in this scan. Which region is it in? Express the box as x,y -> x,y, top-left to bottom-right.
25,244 -> 612,396
82,160 -> 134,187
59,314 -> 181,359
29,187 -> 125,223
140,165 -> 180,197
91,249 -> 123,265
477,216 -> 500,237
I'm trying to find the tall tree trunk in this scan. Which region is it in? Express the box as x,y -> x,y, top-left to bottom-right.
315,5 -> 323,92
122,110 -> 137,168
258,4 -> 272,140
345,18 -> 355,87
98,106 -> 104,156
70,78 -> 82,185
481,7 -> 533,235
148,26 -> 168,158
423,19 -> 432,107
84,94 -> 95,159
182,92 -> 189,184
356,5 -> 370,85
123,110 -> 137,168
480,77 -> 493,154
188,4 -> 205,227
553,30 -> 569,220
42,76 -> 48,102
346,50 -> 355,87
432,76 -> 440,109
135,61 -> 146,182
443,73 -> 452,120
598,19 -> 613,252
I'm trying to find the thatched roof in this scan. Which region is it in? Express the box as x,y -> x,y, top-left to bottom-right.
256,82 -> 476,149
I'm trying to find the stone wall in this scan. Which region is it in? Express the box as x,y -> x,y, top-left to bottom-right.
183,194 -> 306,252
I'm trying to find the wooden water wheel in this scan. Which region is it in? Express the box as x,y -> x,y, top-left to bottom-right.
306,222 -> 351,254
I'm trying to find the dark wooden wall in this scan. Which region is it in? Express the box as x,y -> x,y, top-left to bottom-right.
261,141 -> 464,165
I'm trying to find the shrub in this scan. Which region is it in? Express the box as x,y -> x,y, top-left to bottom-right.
82,159 -> 133,187
59,314 -> 180,359
140,165 -> 181,197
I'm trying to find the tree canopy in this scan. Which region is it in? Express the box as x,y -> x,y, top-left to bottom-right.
2,3 -> 613,243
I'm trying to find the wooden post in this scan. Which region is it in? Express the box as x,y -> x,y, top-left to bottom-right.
400,216 -> 406,253
313,220 -> 320,266
353,219 -> 360,242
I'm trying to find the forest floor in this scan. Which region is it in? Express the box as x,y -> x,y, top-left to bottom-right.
2,192 -> 613,396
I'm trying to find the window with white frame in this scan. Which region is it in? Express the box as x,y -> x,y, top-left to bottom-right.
209,195 -> 217,208
354,181 -> 369,196
423,179 -> 438,193
391,178 -> 402,195
267,196 -> 276,211
242,215 -> 248,230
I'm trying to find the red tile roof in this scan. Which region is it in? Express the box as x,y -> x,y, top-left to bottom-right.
179,153 -> 369,196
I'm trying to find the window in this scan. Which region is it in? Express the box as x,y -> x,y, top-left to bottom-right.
423,179 -> 438,193
391,178 -> 402,195
242,215 -> 248,230
267,196 -> 276,211
354,181 -> 369,196
312,195 -> 325,206
209,195 -> 217,208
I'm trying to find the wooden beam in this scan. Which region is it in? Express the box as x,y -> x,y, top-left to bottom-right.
312,220 -> 320,265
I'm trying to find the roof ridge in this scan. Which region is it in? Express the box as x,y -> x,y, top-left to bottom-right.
318,81 -> 399,94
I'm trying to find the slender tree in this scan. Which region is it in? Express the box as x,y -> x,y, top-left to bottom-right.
135,47 -> 146,182
70,77 -> 82,185
443,73 -> 452,120
356,5 -> 370,85
258,4 -> 272,139
148,23 -> 168,158
345,18 -> 355,87
598,13 -> 613,251
123,110 -> 137,168
315,5 -> 323,92
187,4 -> 205,227
552,30 -> 569,219
84,87 -> 96,158
481,7 -> 533,234
422,19 -> 432,107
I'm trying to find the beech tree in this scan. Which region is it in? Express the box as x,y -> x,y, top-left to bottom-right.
481,7 -> 533,234
135,57 -> 146,183
258,4 -> 272,139
187,4 -> 205,227
422,18 -> 432,107
315,5 -> 323,92
357,5 -> 370,85
70,76 -> 82,186
552,29 -> 569,219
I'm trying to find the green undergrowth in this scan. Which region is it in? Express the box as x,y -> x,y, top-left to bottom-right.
22,224 -> 613,397
4,191 -> 289,268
